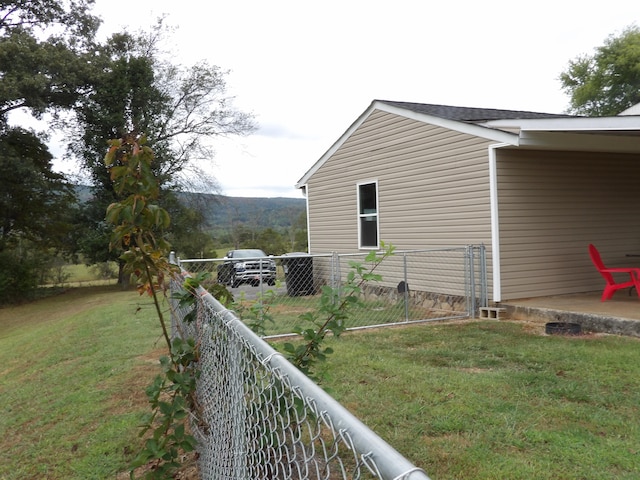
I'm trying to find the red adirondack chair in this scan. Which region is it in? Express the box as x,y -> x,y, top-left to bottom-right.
588,244 -> 640,301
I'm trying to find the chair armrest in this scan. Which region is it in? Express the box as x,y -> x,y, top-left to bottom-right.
600,268 -> 640,273
600,267 -> 640,279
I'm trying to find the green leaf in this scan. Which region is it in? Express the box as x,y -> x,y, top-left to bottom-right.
365,250 -> 378,262
105,203 -> 123,224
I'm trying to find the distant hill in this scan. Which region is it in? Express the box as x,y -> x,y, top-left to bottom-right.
175,192 -> 306,232
74,185 -> 306,232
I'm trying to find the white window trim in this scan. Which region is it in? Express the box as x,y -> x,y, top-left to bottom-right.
356,179 -> 379,250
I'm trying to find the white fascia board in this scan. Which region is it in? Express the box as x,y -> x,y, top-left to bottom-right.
483,115 -> 640,132
296,100 -> 520,188
296,102 -> 380,188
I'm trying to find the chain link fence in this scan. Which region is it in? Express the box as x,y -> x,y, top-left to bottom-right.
170,274 -> 431,480
178,246 -> 487,338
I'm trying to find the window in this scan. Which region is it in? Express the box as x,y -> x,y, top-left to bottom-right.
357,181 -> 379,249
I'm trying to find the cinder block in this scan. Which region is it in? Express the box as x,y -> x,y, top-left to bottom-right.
479,307 -> 506,320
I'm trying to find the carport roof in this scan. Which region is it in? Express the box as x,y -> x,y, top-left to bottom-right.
482,115 -> 640,153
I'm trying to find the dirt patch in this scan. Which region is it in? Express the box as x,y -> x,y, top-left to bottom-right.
113,347 -> 199,479
116,452 -> 199,480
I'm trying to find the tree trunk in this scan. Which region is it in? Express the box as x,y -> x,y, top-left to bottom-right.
117,260 -> 130,288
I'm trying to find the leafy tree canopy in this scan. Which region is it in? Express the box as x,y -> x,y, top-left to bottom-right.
71,25 -> 255,188
0,0 -> 100,39
0,0 -> 100,123
0,27 -> 92,119
560,25 -> 640,116
0,127 -> 74,251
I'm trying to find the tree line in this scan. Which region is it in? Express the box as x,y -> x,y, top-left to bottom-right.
0,1 -> 258,302
1,1 -> 638,303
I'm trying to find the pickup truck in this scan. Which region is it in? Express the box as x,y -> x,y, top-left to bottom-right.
217,249 -> 277,287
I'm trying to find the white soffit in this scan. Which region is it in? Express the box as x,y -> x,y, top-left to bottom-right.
518,131 -> 640,153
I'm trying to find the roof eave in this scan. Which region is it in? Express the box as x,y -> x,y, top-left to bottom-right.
296,101 -> 381,189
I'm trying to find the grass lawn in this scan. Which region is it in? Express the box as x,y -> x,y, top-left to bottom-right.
318,321 -> 640,479
61,262 -> 118,285
0,285 -> 164,480
2,286 -> 640,479
232,292 -> 458,337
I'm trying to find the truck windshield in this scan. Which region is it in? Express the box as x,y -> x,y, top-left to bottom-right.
233,250 -> 267,258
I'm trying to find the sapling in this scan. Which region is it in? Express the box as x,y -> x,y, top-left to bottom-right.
104,133 -> 200,479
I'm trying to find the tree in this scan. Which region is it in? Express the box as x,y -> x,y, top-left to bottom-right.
0,1 -> 99,247
71,26 -> 254,183
0,0 -> 99,38
0,1 -> 99,125
560,25 -> 640,116
70,26 -> 255,282
163,193 -> 214,258
253,228 -> 287,255
0,127 -> 74,252
0,127 -> 76,304
0,1 -> 98,302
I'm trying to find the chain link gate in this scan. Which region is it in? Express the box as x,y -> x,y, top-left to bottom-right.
170,276 -> 431,480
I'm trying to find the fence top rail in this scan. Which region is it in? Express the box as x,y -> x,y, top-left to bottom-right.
177,245 -> 483,264
193,279 -> 431,480
178,253 -> 335,264
336,246 -> 479,258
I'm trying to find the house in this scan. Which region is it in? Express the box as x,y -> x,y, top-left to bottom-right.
295,100 -> 640,303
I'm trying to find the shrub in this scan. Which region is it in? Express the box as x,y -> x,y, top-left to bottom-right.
0,248 -> 42,304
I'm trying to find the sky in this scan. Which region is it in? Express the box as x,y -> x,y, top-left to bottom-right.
60,1 -> 640,197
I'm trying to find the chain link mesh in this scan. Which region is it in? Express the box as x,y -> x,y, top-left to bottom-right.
179,247 -> 487,337
170,277 -> 432,480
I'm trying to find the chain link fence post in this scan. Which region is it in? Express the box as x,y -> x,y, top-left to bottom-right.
467,245 -> 476,318
402,252 -> 409,322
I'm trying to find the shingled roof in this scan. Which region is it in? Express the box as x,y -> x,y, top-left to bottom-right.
377,100 -> 575,122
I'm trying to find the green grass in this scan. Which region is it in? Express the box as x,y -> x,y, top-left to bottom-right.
64,263 -> 114,282
234,292 -> 454,336
317,321 -> 640,479
3,288 -> 640,479
0,286 -> 164,480
54,262 -> 118,286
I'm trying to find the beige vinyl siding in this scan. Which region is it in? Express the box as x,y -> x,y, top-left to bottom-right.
497,149 -> 640,300
306,110 -> 495,296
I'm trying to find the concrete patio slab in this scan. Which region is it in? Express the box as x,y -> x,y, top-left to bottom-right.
499,290 -> 640,337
